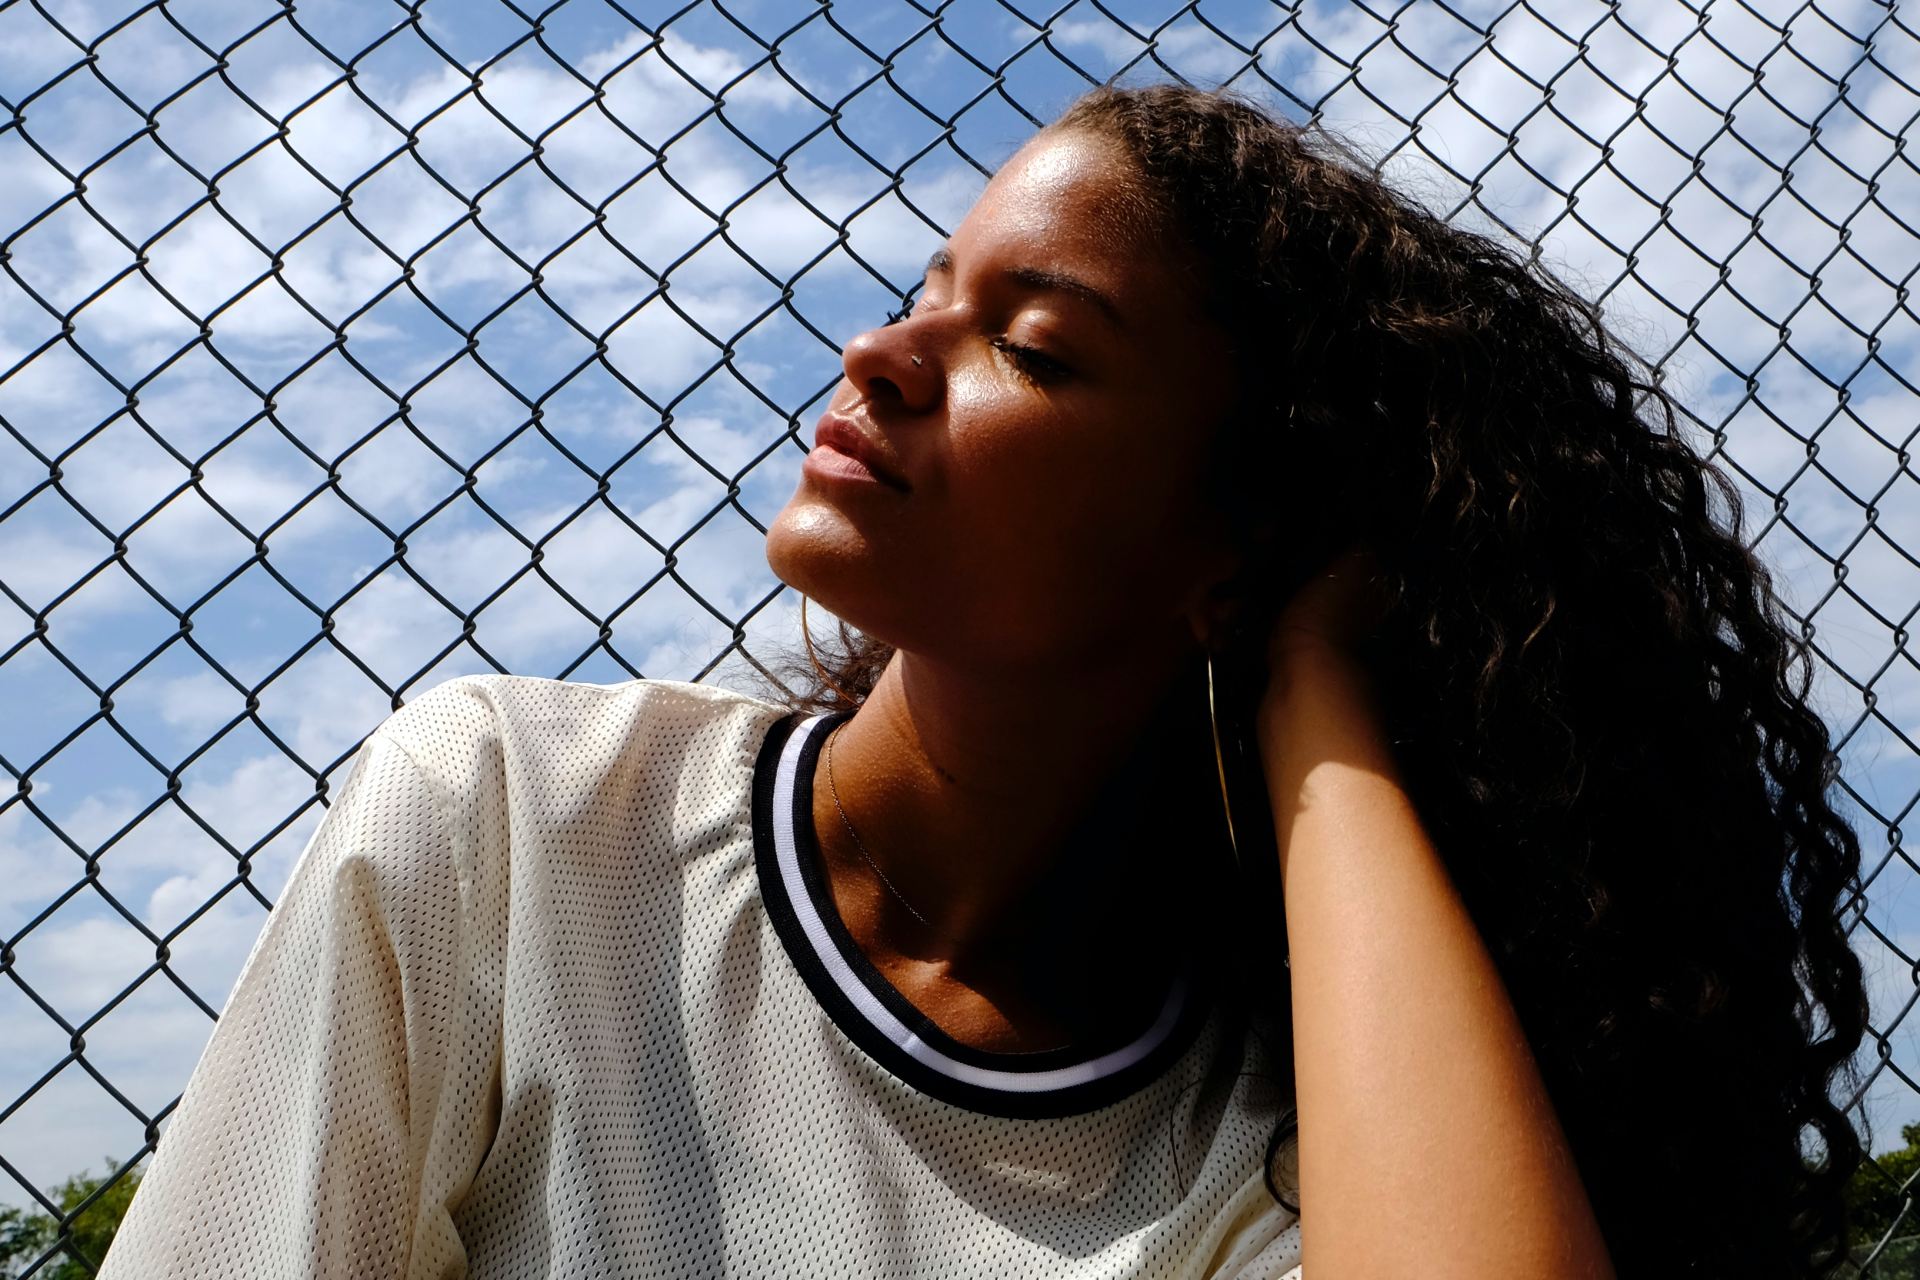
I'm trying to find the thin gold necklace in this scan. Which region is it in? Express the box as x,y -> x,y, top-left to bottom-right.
822,718 -> 1075,1054
824,721 -> 947,938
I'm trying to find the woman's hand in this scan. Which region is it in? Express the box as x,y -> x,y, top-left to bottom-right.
1257,541 -> 1394,733
1265,541 -> 1394,658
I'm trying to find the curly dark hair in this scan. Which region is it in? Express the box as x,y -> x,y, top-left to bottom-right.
751,82 -> 1872,1278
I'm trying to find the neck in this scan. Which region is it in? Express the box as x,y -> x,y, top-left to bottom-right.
809,640 -> 1223,980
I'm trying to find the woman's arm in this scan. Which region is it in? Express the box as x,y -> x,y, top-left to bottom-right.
1258,632 -> 1615,1278
98,723 -> 494,1280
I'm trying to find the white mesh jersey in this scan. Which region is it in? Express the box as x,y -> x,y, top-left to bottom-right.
100,673 -> 1303,1279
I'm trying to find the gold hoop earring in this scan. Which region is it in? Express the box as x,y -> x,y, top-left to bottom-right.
798,592 -> 858,708
1206,649 -> 1241,877
1210,648 -> 1289,970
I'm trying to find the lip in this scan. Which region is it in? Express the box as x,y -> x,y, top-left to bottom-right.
811,411 -> 910,492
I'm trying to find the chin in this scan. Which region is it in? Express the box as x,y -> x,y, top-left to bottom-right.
767,511 -> 873,618
764,501 -> 834,592
766,498 -> 951,653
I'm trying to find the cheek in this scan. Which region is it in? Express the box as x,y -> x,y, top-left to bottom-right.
936,405 -> 1196,622
942,394 -> 1114,555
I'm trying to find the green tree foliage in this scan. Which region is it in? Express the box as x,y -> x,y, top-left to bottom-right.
1849,1122 -> 1920,1277
0,1162 -> 142,1279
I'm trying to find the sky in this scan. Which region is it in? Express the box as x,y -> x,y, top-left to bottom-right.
1,0 -> 1917,1214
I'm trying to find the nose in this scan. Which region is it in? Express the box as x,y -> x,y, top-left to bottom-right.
839,314 -> 941,413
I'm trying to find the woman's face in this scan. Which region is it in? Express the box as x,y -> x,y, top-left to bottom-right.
765,128 -> 1243,673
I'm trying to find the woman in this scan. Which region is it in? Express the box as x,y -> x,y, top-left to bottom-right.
98,84 -> 1868,1278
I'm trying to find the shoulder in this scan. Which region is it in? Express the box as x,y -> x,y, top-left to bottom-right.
368,673 -> 790,809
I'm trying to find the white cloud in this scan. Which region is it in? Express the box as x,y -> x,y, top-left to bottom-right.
0,513 -> 133,623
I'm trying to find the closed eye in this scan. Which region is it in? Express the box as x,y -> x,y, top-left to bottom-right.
991,336 -> 1070,382
879,289 -> 1070,382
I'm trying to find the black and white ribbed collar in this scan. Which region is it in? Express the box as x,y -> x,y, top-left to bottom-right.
751,707 -> 1213,1119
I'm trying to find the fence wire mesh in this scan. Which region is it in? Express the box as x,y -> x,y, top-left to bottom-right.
0,0 -> 1916,1273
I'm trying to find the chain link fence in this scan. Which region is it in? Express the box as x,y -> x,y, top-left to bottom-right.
0,0 -> 1915,1273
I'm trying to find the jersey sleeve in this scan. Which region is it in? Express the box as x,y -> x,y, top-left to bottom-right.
99,721 -> 493,1280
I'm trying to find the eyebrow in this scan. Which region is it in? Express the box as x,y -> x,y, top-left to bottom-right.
922,246 -> 1126,331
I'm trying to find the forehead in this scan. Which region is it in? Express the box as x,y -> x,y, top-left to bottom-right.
949,131 -> 1201,323
970,132 -> 1149,246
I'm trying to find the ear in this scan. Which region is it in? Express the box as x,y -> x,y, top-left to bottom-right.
1182,504 -> 1284,652
1181,543 -> 1254,652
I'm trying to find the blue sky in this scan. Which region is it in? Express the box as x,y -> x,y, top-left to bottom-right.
2,0 -> 1917,1210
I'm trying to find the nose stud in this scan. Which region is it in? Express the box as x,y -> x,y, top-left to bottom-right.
910,355 -> 923,367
